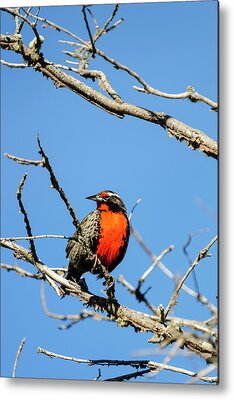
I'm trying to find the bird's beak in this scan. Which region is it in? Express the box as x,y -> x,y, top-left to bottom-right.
86,194 -> 98,202
86,194 -> 104,202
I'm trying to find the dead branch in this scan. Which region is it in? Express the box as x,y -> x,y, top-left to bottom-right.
0,59 -> 27,68
0,263 -> 44,279
12,337 -> 26,378
133,84 -> 218,111
0,238 -> 217,363
0,8 -> 218,159
2,234 -> 70,241
5,152 -> 44,166
16,174 -> 38,262
36,347 -> 217,383
37,137 -> 80,229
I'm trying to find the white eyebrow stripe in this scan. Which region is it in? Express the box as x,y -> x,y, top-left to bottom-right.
106,191 -> 121,199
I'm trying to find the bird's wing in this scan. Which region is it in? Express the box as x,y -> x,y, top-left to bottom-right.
66,210 -> 100,262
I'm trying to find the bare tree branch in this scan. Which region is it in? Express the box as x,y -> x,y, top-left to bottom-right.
0,11 -> 218,159
133,84 -> 218,111
16,173 -> 39,263
0,263 -> 44,279
0,238 -> 217,362
37,136 -> 80,229
12,337 -> 26,378
5,152 -> 44,166
138,244 -> 174,288
36,347 -> 217,383
0,59 -> 27,68
82,6 -> 96,56
2,234 -> 70,241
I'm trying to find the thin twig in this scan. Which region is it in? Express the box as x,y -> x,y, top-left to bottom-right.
105,368 -> 152,382
19,8 -> 86,45
106,18 -> 124,33
0,263 -> 44,279
94,368 -> 102,381
1,263 -> 67,279
37,135 -> 80,229
82,6 -> 96,56
0,60 -> 27,68
128,198 -> 141,223
188,363 -> 217,384
133,85 -> 218,111
2,234 -> 70,241
149,334 -> 188,379
164,235 -> 218,318
132,227 -> 217,315
12,337 -> 26,377
16,174 -> 38,262
182,228 -> 210,296
87,7 -> 99,30
117,274 -> 158,314
92,4 -> 120,43
5,152 -> 44,165
16,6 -> 33,34
138,244 -> 174,287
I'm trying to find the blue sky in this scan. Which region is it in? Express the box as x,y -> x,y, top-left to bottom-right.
1,1 -> 218,384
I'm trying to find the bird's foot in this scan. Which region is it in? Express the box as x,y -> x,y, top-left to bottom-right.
103,276 -> 116,300
78,277 -> 89,292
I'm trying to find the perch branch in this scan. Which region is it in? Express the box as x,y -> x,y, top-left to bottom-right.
0,238 -> 217,362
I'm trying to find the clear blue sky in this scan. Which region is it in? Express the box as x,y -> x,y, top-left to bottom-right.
1,1 -> 218,384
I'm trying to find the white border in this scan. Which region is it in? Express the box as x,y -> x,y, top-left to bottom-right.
1,0 -> 234,398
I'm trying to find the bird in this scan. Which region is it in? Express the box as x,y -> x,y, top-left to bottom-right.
65,190 -> 130,285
